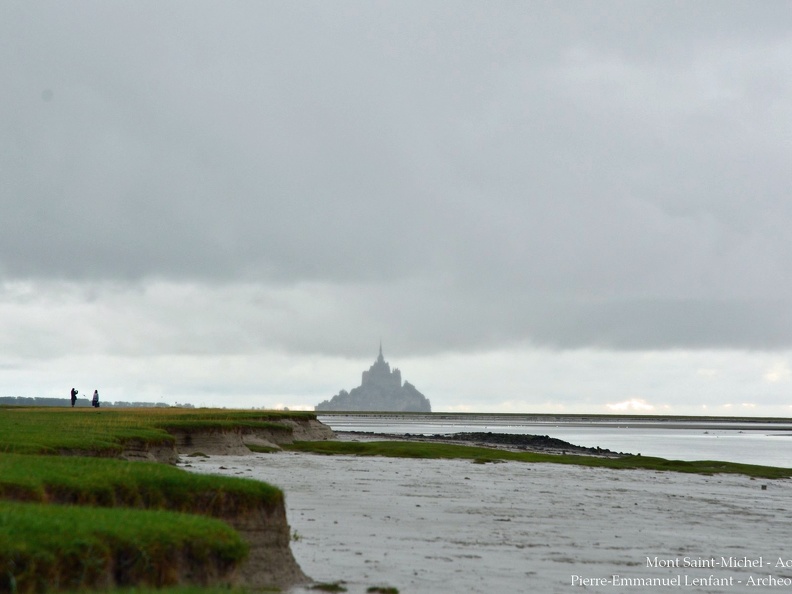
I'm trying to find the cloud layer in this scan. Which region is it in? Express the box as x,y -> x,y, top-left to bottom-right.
2,3 -> 792,410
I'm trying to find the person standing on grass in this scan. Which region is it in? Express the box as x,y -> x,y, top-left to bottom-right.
92,389 -> 100,408
70,388 -> 78,407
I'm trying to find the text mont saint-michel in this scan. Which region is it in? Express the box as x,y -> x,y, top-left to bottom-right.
647,556 -> 785,568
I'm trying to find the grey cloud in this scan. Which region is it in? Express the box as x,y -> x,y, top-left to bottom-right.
3,2 -> 792,353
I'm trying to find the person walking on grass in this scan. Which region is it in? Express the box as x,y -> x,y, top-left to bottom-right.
70,388 -> 78,407
91,389 -> 100,408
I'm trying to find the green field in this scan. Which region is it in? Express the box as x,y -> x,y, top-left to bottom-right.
0,501 -> 247,592
0,452 -> 282,511
0,406 -> 307,455
0,406 -> 315,593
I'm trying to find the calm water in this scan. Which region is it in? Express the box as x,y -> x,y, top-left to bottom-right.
318,413 -> 792,469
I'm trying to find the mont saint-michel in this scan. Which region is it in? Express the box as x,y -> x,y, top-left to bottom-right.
316,345 -> 432,412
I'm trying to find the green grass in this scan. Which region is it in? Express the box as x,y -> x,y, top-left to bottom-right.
0,501 -> 247,593
0,452 -> 283,513
0,407 -> 313,592
0,407 -> 312,455
284,440 -> 792,479
0,450 -> 284,591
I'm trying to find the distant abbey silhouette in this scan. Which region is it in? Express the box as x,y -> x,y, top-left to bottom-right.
316,344 -> 431,412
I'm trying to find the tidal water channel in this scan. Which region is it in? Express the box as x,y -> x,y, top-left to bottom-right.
318,413 -> 792,468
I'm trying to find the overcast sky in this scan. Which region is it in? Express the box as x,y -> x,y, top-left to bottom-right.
2,1 -> 792,415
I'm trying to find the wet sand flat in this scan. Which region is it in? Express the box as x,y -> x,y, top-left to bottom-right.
184,452 -> 792,593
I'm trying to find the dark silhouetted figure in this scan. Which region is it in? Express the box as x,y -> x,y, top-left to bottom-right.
91,390 -> 100,408
70,388 -> 78,407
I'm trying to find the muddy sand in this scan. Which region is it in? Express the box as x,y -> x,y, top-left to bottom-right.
183,446 -> 792,594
